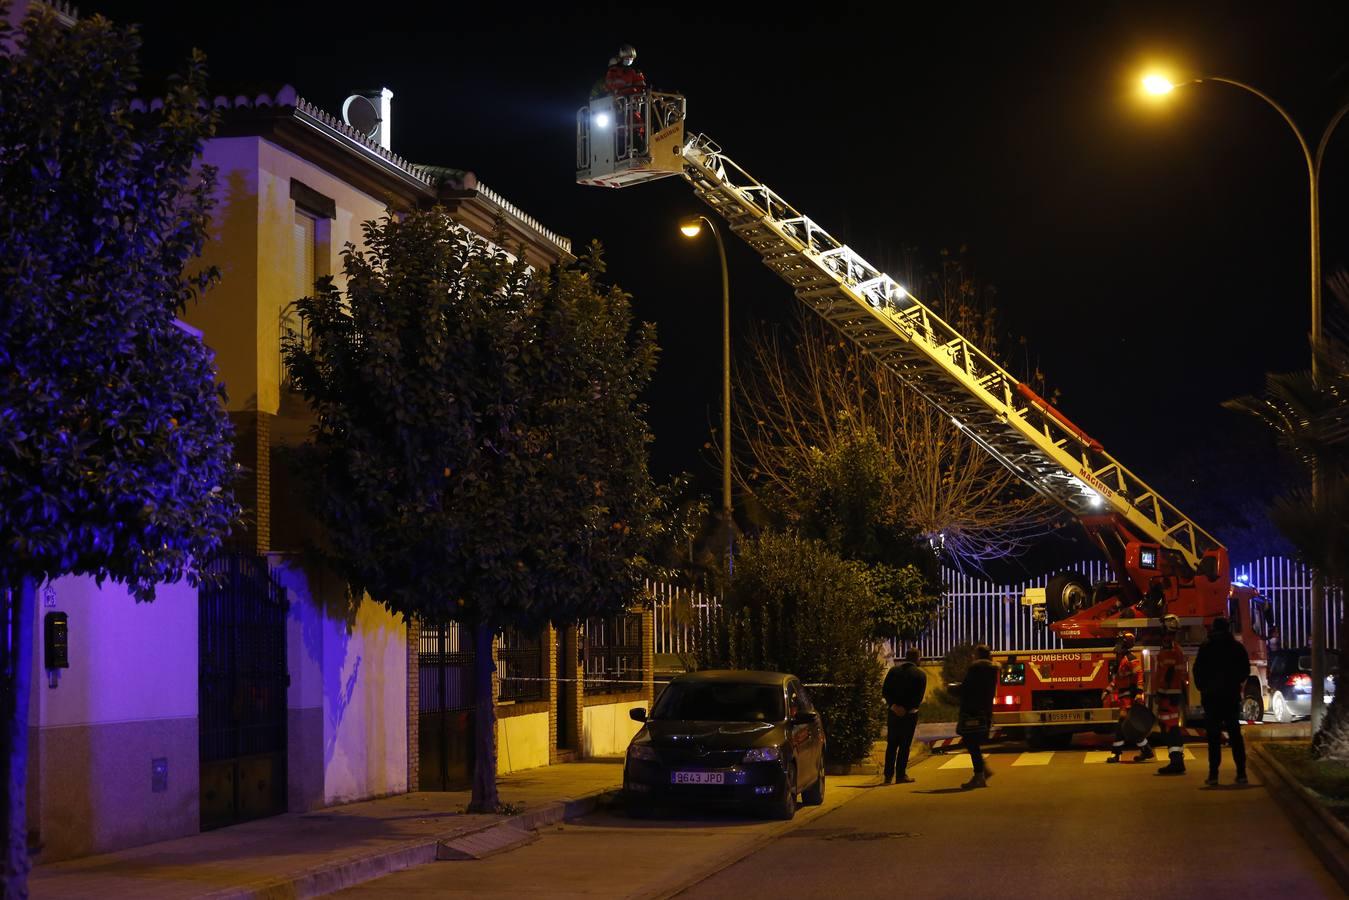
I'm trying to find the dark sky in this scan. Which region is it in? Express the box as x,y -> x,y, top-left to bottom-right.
93,0 -> 1349,554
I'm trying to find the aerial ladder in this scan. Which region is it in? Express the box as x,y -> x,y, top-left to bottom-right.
576,69 -> 1267,656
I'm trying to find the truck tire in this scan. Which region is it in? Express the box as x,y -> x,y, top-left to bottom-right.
1241,686 -> 1263,723
1045,572 -> 1091,622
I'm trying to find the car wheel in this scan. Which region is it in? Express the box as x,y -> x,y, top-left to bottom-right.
801,763 -> 825,806
1272,691 -> 1292,724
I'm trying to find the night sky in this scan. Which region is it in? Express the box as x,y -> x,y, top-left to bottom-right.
91,0 -> 1349,563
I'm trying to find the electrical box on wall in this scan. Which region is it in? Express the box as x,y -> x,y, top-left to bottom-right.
44,611 -> 69,669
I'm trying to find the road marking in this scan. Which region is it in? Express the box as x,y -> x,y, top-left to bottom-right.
1183,748 -> 1195,760
1083,752 -> 1115,764
938,754 -> 973,770
1012,752 -> 1053,766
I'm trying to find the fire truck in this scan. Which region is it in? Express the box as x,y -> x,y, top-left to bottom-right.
576,60 -> 1273,741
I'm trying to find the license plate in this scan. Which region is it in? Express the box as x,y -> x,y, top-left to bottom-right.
671,771 -> 724,785
1044,711 -> 1077,722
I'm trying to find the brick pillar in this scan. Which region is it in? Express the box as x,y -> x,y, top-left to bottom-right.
566,623 -> 585,757
407,617 -> 420,791
227,410 -> 272,554
641,605 -> 655,705
546,624 -> 560,764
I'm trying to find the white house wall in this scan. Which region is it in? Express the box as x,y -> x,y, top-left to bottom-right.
26,576 -> 199,862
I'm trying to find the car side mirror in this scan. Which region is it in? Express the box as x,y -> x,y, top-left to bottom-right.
629,707 -> 647,723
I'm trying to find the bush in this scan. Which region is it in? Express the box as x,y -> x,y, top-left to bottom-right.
706,531 -> 883,763
935,642 -> 979,708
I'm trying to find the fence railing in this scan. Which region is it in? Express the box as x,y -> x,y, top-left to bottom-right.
647,579 -> 720,659
649,556 -> 1346,661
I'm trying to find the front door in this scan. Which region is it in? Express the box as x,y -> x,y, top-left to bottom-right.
418,621 -> 475,790
199,553 -> 289,830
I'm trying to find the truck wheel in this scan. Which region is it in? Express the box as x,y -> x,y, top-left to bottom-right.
1045,572 -> 1091,622
1241,690 -> 1263,723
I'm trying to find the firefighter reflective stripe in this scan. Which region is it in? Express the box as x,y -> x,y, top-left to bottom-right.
1152,645 -> 1188,692
1112,653 -> 1142,702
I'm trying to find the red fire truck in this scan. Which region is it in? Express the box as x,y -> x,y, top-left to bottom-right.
577,57 -> 1275,740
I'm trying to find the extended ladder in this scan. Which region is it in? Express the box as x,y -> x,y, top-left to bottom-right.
674,133 -> 1222,568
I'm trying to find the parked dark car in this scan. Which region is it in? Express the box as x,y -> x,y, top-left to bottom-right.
623,670 -> 827,820
1268,648 -> 1338,723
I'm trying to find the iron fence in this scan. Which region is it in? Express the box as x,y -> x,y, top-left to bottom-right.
649,556 -> 1347,662
582,612 -> 644,695
498,626 -> 546,703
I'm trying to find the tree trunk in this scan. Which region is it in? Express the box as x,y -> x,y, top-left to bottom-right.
1312,604 -> 1349,759
3,578 -> 36,900
467,623 -> 499,813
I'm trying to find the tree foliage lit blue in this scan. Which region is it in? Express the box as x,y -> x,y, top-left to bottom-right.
0,6 -> 237,894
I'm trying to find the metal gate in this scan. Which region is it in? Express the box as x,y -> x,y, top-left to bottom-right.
199,553 -> 289,830
418,621 -> 475,791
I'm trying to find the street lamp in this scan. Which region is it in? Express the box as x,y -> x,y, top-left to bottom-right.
680,215 -> 733,570
1142,70 -> 1349,729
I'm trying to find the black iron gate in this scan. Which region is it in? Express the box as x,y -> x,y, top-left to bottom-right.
418,621 -> 475,791
199,553 -> 288,830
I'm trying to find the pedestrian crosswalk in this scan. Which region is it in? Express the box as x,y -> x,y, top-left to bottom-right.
936,748 -> 1196,770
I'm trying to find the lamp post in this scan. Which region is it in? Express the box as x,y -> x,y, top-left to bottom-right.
1143,73 -> 1349,729
680,215 -> 733,570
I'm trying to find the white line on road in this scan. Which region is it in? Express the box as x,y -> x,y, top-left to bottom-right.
1011,752 -> 1052,766
938,754 -> 973,770
1083,751 -> 1115,764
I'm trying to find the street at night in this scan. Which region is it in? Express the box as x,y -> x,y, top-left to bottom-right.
332,743 -> 1340,899
6,1 -> 1349,898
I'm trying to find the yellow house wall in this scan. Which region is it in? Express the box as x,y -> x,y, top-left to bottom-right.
496,712 -> 550,774
583,700 -> 648,758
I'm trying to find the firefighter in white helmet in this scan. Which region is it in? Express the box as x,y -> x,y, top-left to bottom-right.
1107,631 -> 1155,763
1154,614 -> 1190,775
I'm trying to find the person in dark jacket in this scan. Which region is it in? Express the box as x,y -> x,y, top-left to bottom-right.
954,644 -> 999,789
881,647 -> 927,784
1192,617 -> 1251,785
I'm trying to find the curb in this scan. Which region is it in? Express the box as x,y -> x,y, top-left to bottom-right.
200,786 -> 621,899
1249,743 -> 1349,894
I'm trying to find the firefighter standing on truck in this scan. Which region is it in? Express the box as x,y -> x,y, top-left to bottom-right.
1107,632 -> 1155,763
1154,614 -> 1189,775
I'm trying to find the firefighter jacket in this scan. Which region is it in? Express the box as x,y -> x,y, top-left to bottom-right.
605,64 -> 647,96
1112,651 -> 1143,703
1152,643 -> 1188,695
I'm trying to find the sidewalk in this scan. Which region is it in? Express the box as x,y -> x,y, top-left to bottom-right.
31,759 -> 624,900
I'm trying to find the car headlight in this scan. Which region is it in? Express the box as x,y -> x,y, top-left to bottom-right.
628,744 -> 658,762
743,747 -> 781,763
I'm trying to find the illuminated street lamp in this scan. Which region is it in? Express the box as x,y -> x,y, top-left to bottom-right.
680,215 -> 734,569
1143,70 -> 1349,729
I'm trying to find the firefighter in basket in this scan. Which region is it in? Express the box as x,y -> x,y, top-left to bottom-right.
1107,632 -> 1155,763
1153,614 -> 1189,775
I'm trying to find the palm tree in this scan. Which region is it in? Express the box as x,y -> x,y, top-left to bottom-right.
1225,271 -> 1349,756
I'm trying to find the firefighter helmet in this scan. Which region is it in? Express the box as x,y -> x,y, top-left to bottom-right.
618,44 -> 637,65
1117,631 -> 1136,651
1162,614 -> 1180,632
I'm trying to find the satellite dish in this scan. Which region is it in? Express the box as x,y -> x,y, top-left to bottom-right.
342,94 -> 381,137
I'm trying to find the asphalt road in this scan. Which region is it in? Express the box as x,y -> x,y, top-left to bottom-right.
682,745 -> 1343,900
336,744 -> 1342,899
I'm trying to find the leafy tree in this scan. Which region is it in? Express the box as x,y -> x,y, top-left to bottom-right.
284,211 -> 659,811
703,532 -> 883,763
784,427 -> 943,642
1225,269 -> 1349,755
0,7 -> 235,895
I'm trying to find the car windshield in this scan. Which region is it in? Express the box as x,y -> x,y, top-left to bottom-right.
651,681 -> 785,722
